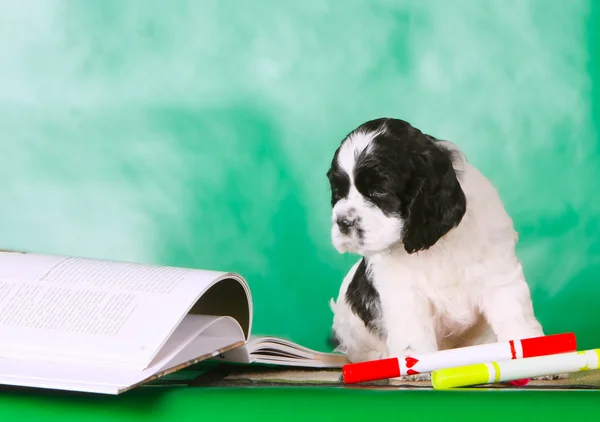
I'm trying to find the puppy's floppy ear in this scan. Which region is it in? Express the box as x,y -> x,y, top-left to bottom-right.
402,145 -> 466,253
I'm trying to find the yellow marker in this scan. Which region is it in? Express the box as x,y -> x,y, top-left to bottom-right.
432,348 -> 600,389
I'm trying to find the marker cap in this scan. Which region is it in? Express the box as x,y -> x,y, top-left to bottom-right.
521,332 -> 576,358
342,357 -> 400,384
431,363 -> 490,389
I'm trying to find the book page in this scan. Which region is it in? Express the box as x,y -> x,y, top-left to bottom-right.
213,335 -> 349,368
0,315 -> 245,394
247,336 -> 349,367
0,251 -> 248,368
146,314 -> 245,372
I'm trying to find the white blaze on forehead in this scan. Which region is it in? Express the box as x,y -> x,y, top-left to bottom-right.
336,127 -> 385,180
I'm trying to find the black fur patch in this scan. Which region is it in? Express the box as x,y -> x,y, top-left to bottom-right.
326,156 -> 350,207
345,258 -> 383,335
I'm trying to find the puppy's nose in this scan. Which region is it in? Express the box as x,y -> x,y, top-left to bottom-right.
336,217 -> 354,234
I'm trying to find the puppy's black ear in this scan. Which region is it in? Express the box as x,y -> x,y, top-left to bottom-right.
402,145 -> 466,254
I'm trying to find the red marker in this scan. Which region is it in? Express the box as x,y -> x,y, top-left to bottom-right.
342,332 -> 576,384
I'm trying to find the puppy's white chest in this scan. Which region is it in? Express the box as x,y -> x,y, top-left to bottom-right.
430,281 -> 478,331
371,257 -> 478,334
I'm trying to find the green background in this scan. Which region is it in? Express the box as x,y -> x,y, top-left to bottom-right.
0,0 -> 598,419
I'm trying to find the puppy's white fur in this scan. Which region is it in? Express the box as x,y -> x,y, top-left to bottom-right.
330,136 -> 545,367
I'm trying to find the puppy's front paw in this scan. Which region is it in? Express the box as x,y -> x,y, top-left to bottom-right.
346,348 -> 387,363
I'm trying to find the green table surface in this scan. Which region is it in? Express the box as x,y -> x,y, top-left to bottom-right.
0,386 -> 599,422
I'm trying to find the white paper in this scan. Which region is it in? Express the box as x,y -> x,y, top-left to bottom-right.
0,251 -> 230,368
0,314 -> 245,394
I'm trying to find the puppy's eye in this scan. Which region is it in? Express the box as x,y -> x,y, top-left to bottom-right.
369,188 -> 386,198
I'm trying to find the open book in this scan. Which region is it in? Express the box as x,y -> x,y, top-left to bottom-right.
0,250 -> 348,394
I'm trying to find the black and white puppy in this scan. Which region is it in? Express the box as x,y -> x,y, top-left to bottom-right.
327,118 -> 545,369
